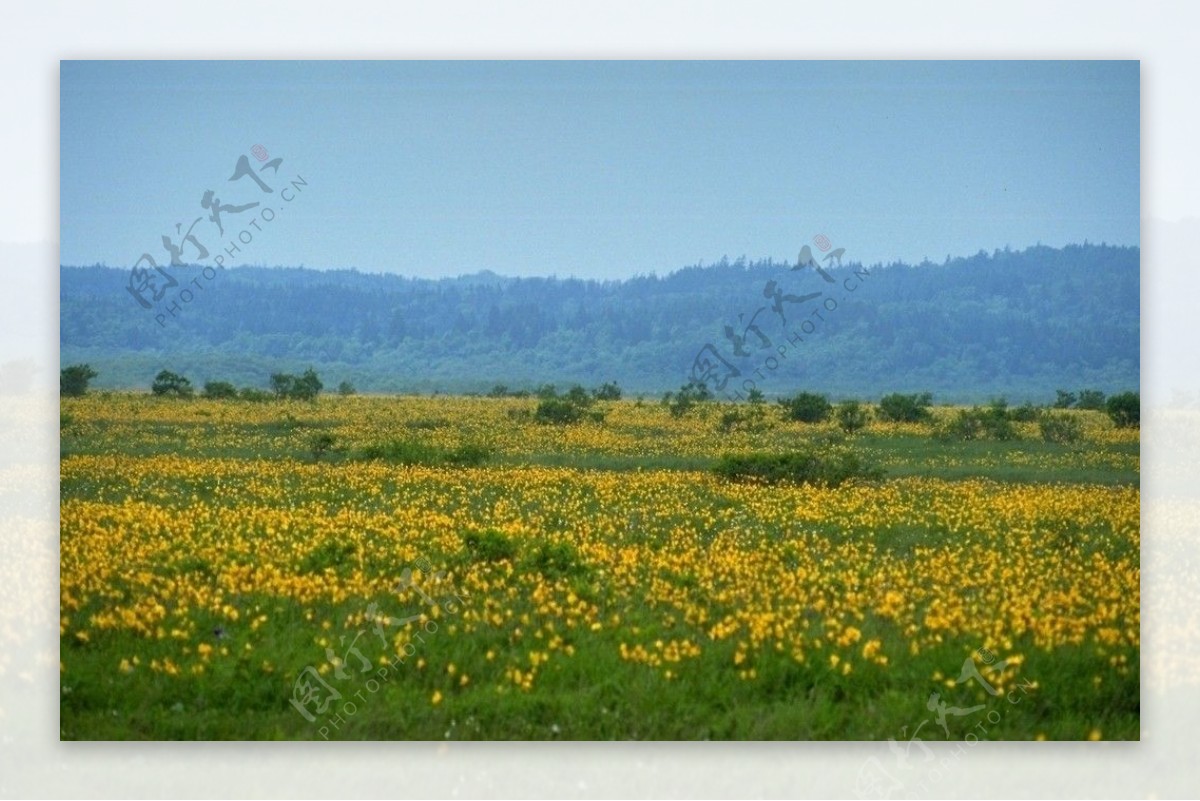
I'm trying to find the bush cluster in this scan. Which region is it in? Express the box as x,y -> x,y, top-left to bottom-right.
712,447 -> 884,487
357,439 -> 490,466
877,392 -> 934,423
778,392 -> 832,423
662,381 -> 712,418
533,384 -> 607,425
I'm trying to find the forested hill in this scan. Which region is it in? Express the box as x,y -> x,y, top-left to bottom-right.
61,243 -> 1138,402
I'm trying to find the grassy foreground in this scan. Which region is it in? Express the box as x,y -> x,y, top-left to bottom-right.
59,394 -> 1139,740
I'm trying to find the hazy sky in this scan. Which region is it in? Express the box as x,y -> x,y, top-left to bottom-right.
60,60 -> 1139,279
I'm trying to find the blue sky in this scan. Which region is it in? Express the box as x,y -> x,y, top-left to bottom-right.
60,60 -> 1139,279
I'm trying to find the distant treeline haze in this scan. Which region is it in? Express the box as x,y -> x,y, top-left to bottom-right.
60,243 -> 1138,403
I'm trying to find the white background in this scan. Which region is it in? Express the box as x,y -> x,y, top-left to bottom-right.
3,1 -> 1197,797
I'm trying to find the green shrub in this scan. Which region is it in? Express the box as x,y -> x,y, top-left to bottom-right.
1076,389 -> 1106,411
202,380 -> 238,399
445,443 -> 491,466
527,540 -> 586,578
834,400 -> 870,434
462,528 -> 517,563
299,539 -> 358,573
270,368 -> 323,401
309,432 -> 337,461
535,398 -> 585,424
1009,402 -> 1040,422
712,448 -> 884,487
357,439 -> 490,467
937,409 -> 985,441
592,381 -> 622,401
718,404 -> 770,433
779,392 -> 832,423
337,381 -> 356,396
535,386 -> 603,425
151,370 -> 194,398
1053,390 -> 1077,409
877,392 -> 933,423
564,385 -> 594,408
937,403 -> 1016,441
60,364 -> 98,397
1105,391 -> 1139,428
981,412 -> 1016,440
664,381 -> 712,418
1039,413 -> 1083,444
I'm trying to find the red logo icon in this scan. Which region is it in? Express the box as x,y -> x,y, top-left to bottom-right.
813,234 -> 832,252
251,144 -> 269,162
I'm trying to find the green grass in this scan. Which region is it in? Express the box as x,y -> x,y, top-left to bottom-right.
62,422 -> 1138,486
60,591 -> 1137,740
59,396 -> 1140,740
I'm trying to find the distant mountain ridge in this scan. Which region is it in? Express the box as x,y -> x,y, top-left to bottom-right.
60,243 -> 1139,403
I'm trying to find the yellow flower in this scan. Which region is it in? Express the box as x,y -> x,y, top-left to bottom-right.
431,690 -> 443,705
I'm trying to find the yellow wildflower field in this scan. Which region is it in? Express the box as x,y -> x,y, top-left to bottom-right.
59,394 -> 1138,740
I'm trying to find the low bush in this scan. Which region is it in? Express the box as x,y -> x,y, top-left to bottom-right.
592,381 -> 622,401
298,539 -> 358,573
663,381 -> 712,418
718,404 -> 771,433
534,386 -> 604,424
1039,413 -> 1083,444
877,392 -> 933,423
151,370 -> 194,398
462,528 -> 517,563
1009,402 -> 1040,422
526,540 -> 587,578
309,432 -> 337,461
835,400 -> 870,434
1105,391 -> 1139,428
712,448 -> 884,487
779,392 -> 832,423
202,380 -> 238,399
936,403 -> 1016,441
535,398 -> 584,424
1076,389 -> 1107,411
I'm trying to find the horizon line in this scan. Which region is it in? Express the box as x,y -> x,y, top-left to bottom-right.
59,240 -> 1140,283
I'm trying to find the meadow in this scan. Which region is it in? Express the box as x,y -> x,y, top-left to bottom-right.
59,393 -> 1139,740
